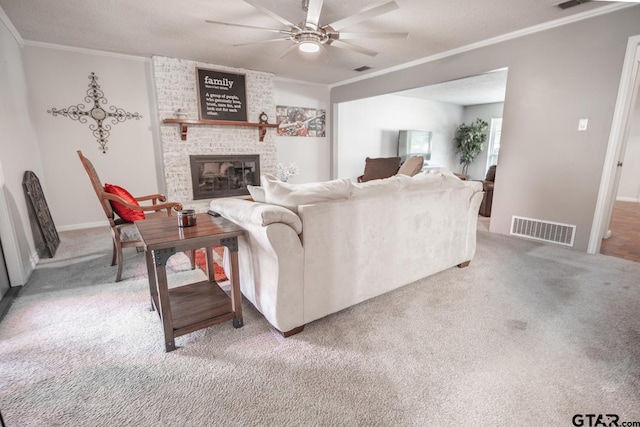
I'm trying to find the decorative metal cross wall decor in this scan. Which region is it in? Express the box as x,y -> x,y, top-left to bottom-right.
47,72 -> 142,153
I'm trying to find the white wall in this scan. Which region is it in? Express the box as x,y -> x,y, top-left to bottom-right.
15,44 -> 333,230
463,102 -> 504,181
336,94 -> 463,181
331,7 -> 640,251
0,16 -> 44,286
274,79 -> 330,184
22,45 -> 159,230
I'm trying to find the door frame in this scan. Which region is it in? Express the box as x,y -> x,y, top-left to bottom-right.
588,34 -> 640,254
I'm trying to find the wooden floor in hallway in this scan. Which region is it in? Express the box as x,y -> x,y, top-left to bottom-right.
600,200 -> 640,263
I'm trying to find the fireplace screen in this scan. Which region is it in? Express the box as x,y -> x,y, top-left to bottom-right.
190,155 -> 260,200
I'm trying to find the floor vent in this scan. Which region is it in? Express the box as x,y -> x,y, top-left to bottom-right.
510,216 -> 576,247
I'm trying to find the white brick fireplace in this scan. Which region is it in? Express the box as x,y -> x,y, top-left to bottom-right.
152,56 -> 277,211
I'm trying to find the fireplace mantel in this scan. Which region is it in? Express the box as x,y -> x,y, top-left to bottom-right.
164,118 -> 278,142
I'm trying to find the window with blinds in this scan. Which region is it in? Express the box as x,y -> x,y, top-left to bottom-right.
486,117 -> 502,172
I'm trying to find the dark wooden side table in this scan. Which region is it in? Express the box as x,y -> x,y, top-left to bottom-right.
135,213 -> 244,352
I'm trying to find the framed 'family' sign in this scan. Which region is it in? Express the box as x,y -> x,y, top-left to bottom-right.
196,68 -> 247,121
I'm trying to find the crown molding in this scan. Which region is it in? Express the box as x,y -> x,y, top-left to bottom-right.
330,3 -> 634,89
0,6 -> 24,46
23,40 -> 150,62
275,76 -> 330,88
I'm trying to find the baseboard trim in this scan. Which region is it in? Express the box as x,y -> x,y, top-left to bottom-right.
615,196 -> 640,203
57,220 -> 109,231
0,286 -> 22,322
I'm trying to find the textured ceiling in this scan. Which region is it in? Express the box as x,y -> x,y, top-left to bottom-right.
396,69 -> 509,105
0,0 -> 627,85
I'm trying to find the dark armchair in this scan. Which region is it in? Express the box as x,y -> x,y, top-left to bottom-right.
479,165 -> 496,217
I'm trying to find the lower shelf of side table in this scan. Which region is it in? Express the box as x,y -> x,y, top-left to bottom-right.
168,280 -> 236,336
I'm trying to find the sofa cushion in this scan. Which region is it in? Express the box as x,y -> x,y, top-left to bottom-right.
247,185 -> 266,203
362,157 -> 401,182
350,175 -> 403,198
397,156 -> 424,176
210,198 -> 303,234
396,172 -> 444,188
261,174 -> 351,212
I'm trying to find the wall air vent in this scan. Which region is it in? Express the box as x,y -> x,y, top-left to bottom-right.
354,66 -> 372,72
510,216 -> 576,247
556,0 -> 591,10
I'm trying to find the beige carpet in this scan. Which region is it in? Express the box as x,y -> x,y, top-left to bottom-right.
0,225 -> 639,426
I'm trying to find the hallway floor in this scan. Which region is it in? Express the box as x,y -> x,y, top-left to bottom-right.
600,200 -> 640,263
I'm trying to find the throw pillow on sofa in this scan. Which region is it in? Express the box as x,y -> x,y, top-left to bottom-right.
361,156 -> 401,182
397,156 -> 424,176
247,185 -> 266,203
261,174 -> 351,212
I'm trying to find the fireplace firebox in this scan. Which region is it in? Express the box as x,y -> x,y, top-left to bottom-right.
190,155 -> 260,200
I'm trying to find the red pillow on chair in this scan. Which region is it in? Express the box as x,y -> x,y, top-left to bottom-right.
104,183 -> 146,222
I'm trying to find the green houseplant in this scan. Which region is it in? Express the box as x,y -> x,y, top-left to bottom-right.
453,118 -> 488,176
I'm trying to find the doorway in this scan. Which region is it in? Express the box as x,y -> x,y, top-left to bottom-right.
600,63 -> 640,262
590,35 -> 640,259
600,201 -> 640,262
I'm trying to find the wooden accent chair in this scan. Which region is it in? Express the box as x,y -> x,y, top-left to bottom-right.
77,150 -> 184,282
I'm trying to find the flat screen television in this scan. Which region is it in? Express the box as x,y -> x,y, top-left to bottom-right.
397,130 -> 432,163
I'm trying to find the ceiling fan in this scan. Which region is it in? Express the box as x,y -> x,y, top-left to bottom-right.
206,0 -> 408,58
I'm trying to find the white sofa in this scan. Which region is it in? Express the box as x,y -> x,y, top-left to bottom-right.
209,170 -> 484,336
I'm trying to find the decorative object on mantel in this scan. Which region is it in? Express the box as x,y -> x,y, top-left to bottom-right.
163,118 -> 278,142
259,112 -> 269,124
276,106 -> 326,137
47,72 -> 142,153
22,171 -> 60,258
175,108 -> 189,119
276,162 -> 300,182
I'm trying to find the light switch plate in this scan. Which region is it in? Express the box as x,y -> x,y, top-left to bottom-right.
578,118 -> 588,131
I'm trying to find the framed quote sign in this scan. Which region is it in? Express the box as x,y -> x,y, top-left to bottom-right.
196,68 -> 247,121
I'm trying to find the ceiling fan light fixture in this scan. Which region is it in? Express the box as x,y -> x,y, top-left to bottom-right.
297,33 -> 321,53
299,41 -> 320,52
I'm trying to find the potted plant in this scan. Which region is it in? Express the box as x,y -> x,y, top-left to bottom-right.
453,118 -> 488,176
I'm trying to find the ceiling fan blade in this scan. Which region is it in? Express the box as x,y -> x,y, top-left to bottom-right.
305,0 -> 324,28
243,0 -> 301,30
319,43 -> 333,63
278,44 -> 299,59
205,20 -> 288,34
233,37 -> 291,47
590,0 -> 640,2
328,1 -> 399,31
330,40 -> 379,57
336,32 -> 408,40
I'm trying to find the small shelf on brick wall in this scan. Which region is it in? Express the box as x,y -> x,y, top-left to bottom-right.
163,118 -> 278,142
